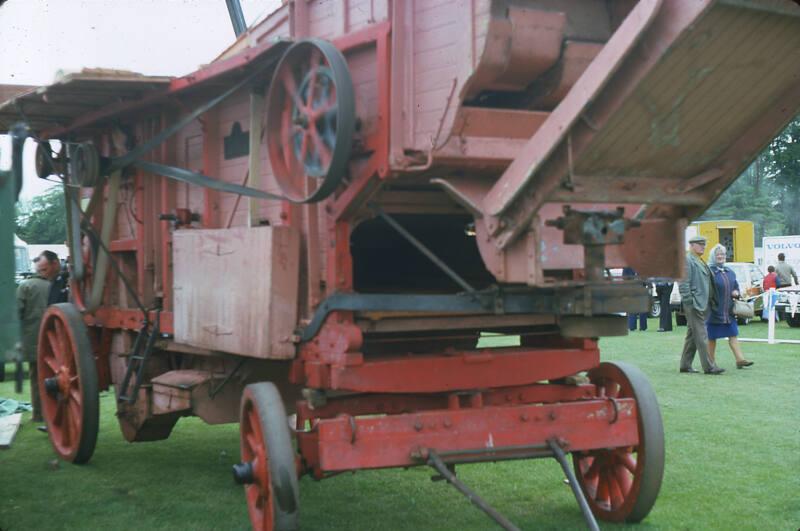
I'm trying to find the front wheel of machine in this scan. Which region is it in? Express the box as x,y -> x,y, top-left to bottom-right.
239,382 -> 300,531
572,362 -> 664,523
36,303 -> 99,464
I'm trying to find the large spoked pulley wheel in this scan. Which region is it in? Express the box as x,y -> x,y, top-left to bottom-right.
572,361 -> 664,522
266,39 -> 355,203
235,382 -> 300,531
37,303 -> 100,464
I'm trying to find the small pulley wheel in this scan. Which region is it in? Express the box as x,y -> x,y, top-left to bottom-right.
37,303 -> 100,464
70,142 -> 100,187
266,39 -> 355,203
35,141 -> 56,178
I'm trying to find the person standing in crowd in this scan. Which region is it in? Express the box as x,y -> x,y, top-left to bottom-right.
17,254 -> 59,422
678,235 -> 725,375
706,244 -> 753,369
623,267 -> 648,331
656,280 -> 674,332
775,252 -> 798,287
763,265 -> 779,290
37,250 -> 69,304
762,265 -> 780,321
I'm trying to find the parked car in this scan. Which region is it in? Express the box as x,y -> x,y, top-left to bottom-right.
774,287 -> 800,328
670,262 -> 765,325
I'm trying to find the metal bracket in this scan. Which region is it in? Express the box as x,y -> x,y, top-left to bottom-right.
546,205 -> 640,282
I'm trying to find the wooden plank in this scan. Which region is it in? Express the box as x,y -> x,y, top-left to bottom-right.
173,226 -> 300,359
0,413 -> 23,449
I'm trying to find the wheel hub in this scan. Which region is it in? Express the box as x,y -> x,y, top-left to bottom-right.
44,376 -> 60,397
232,461 -> 255,484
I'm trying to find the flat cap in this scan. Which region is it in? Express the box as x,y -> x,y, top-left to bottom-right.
688,235 -> 707,244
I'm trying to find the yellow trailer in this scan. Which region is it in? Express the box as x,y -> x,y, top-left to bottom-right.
688,220 -> 755,263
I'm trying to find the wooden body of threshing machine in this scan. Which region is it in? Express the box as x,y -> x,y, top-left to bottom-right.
1,1 -> 799,529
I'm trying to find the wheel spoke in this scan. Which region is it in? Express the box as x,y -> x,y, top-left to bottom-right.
306,66 -> 318,109
584,455 -> 601,480
596,473 -> 610,507
57,320 -> 78,372
614,463 -> 633,496
312,102 -> 337,121
44,354 -> 60,374
47,328 -> 65,366
621,452 -> 637,473
54,319 -> 68,355
246,484 -> 261,514
68,404 -> 81,440
69,386 -> 82,404
608,469 -> 624,510
281,70 -> 305,113
245,431 -> 260,455
60,403 -> 72,446
309,127 -> 332,169
53,400 -> 64,427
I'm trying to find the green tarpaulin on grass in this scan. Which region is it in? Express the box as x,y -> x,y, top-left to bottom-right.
0,398 -> 31,417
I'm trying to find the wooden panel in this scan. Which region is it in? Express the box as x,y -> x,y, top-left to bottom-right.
173,226 -> 300,359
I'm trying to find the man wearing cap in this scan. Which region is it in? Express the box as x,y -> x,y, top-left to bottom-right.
678,235 -> 725,375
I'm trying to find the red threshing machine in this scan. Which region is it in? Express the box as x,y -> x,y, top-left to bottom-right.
1,0 -> 799,529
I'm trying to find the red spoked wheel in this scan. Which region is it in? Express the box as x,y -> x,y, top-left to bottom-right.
266,39 -> 355,203
37,303 -> 99,464
234,383 -> 300,531
572,361 -> 664,522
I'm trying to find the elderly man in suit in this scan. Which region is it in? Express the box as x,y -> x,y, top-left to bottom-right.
678,235 -> 725,375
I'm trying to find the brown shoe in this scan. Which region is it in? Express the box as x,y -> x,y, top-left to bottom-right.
736,360 -> 754,369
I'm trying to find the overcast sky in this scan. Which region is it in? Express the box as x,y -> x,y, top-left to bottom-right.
0,0 -> 281,199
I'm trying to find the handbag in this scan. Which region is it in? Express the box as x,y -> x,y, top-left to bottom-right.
732,299 -> 754,318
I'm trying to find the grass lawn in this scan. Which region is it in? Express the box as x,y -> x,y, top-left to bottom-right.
1,320 -> 798,530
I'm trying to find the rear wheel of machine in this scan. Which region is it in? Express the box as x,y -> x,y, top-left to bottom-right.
572,362 -> 664,523
239,382 -> 300,531
787,312 -> 800,328
37,303 -> 99,464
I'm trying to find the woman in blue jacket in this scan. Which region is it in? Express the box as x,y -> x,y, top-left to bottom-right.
707,244 -> 753,369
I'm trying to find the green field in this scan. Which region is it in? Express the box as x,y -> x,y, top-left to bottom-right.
1,320 -> 799,530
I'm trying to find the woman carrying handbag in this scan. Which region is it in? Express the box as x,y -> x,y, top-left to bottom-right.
707,244 -> 754,369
